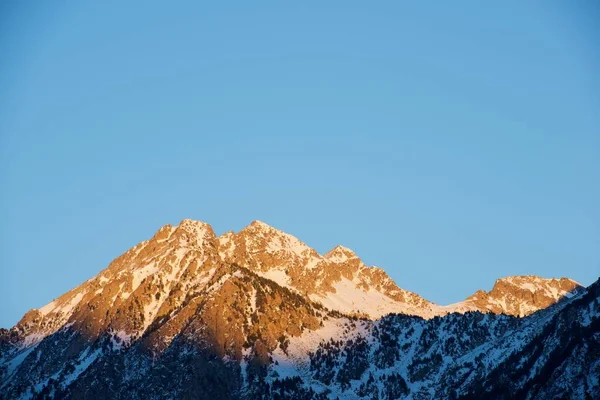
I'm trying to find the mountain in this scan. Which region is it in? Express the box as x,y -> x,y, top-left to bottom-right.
441,275 -> 582,317
1,219 -> 596,399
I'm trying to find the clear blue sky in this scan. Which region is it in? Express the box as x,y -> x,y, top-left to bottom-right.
1,1 -> 599,328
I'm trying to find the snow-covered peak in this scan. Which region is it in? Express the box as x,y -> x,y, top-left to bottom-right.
240,220 -> 287,237
177,218 -> 213,233
324,245 -> 358,263
175,219 -> 216,247
442,275 -> 584,317
247,219 -> 274,231
239,220 -> 311,256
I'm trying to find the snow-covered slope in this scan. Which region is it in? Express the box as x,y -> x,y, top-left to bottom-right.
267,278 -> 600,399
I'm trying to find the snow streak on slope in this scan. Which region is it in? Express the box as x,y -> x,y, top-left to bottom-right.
309,278 -> 436,319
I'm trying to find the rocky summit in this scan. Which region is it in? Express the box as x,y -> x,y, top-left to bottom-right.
1,219 -> 597,399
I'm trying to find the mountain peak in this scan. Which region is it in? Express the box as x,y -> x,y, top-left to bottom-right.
248,219 -> 274,230
237,220 -> 311,256
493,275 -> 581,294
240,220 -> 282,235
455,274 -> 584,317
178,218 -> 212,229
174,219 -> 216,246
324,245 -> 358,262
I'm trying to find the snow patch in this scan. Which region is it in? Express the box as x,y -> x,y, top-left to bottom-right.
38,301 -> 57,316
311,278 -> 433,319
260,269 -> 292,289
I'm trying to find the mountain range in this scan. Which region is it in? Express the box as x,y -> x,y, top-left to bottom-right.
1,219 -> 597,399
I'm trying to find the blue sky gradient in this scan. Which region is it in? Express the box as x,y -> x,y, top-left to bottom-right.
1,1 -> 599,327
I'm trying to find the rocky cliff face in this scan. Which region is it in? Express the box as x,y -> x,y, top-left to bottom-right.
0,219 -> 593,399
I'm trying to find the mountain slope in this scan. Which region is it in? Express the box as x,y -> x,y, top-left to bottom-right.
268,278 -> 598,399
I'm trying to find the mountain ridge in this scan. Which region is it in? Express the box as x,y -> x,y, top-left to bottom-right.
22,219 -> 582,329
